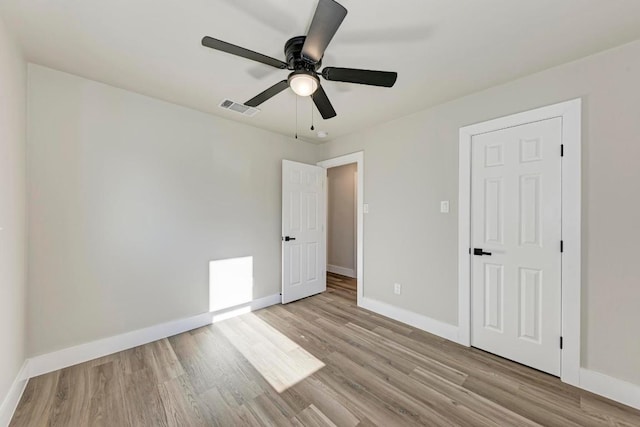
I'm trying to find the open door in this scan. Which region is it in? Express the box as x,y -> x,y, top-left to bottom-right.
282,160 -> 327,304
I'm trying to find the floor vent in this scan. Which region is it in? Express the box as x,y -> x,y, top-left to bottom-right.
219,99 -> 260,117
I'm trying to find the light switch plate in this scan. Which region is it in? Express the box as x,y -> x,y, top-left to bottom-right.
363,203 -> 369,214
440,201 -> 450,213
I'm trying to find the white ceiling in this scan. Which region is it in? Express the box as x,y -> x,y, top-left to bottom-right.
2,0 -> 640,143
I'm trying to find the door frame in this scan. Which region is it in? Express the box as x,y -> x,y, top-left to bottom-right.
317,151 -> 364,306
458,99 -> 581,386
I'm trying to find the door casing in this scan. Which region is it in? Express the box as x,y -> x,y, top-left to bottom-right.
458,99 -> 582,386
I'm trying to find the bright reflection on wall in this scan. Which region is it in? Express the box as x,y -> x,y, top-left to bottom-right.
209,256 -> 254,312
218,313 -> 325,393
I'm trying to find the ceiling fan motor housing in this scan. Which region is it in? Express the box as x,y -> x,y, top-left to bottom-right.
285,36 -> 322,71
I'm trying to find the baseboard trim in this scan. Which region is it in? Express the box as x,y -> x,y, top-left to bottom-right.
0,361 -> 29,427
327,264 -> 356,278
26,313 -> 212,379
360,297 -> 460,343
26,293 -> 280,379
579,368 -> 640,411
210,293 -> 281,323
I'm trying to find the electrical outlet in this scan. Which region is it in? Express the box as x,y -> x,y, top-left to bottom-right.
440,200 -> 450,213
394,283 -> 401,295
363,203 -> 369,214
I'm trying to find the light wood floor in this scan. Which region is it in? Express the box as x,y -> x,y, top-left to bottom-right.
326,272 -> 357,301
11,274 -> 640,426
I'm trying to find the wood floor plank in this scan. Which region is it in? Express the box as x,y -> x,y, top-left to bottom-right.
463,375 -> 588,427
313,363 -> 426,427
196,386 -> 246,426
167,332 -> 220,395
314,317 -> 419,375
192,327 -> 264,405
245,391 -> 296,426
580,393 -> 640,427
409,365 -> 540,426
85,361 -> 128,427
256,308 -> 340,358
325,350 -> 482,427
157,375 -> 205,427
9,273 -> 640,426
146,339 -> 185,382
121,367 -> 168,427
9,371 -> 60,427
47,364 -> 91,427
289,377 -> 361,427
294,404 -> 338,427
216,315 -> 325,393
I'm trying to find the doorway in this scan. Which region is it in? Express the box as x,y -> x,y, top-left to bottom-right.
280,152 -> 364,305
326,162 -> 358,302
318,151 -> 364,306
458,99 -> 582,385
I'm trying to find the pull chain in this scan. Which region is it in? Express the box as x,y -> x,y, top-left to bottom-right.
295,95 -> 298,139
310,98 -> 315,131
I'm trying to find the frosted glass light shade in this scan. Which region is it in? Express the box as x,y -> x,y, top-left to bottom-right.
289,73 -> 319,97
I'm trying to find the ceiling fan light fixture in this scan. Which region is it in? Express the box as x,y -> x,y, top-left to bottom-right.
202,0 -> 397,120
288,72 -> 319,97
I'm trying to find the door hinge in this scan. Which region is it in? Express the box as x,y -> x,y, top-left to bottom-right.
560,240 -> 564,253
561,144 -> 564,157
560,336 -> 563,349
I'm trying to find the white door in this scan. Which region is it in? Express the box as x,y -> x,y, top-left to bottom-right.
471,118 -> 562,376
282,160 -> 327,304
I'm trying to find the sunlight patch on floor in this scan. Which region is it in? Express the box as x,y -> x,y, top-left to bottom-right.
217,313 -> 325,393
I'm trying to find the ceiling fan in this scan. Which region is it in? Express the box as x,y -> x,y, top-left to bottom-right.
201,0 -> 398,120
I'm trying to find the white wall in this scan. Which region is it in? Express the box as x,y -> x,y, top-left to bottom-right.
27,65 -> 319,356
0,15 -> 27,410
327,163 -> 357,276
320,40 -> 640,386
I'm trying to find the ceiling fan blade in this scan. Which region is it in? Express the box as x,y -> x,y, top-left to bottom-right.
322,67 -> 398,87
202,36 -> 287,69
245,80 -> 289,107
301,0 -> 347,63
311,85 -> 337,119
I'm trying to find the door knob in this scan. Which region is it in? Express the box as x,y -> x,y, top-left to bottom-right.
283,236 -> 296,242
473,248 -> 492,256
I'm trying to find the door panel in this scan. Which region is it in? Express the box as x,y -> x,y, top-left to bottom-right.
282,160 -> 326,304
483,263 -> 504,333
519,174 -> 541,246
471,118 -> 562,376
519,267 -> 542,343
484,178 -> 503,245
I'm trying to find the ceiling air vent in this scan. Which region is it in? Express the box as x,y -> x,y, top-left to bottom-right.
219,99 -> 260,117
